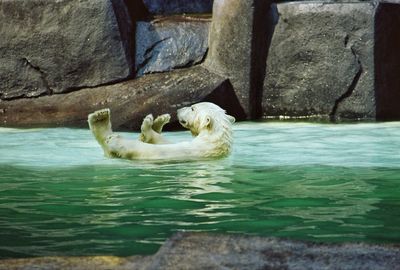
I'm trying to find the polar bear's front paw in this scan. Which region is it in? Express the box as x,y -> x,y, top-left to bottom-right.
153,114 -> 171,133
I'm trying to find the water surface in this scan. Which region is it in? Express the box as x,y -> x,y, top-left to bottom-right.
0,122 -> 399,258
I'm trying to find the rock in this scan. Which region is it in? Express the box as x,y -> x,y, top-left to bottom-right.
0,256 -> 147,270
1,232 -> 399,270
263,1 -> 400,121
135,16 -> 210,77
147,232 -> 400,270
0,0 -> 133,100
204,0 -> 272,118
0,66 -> 245,130
142,0 -> 213,15
375,2 -> 400,120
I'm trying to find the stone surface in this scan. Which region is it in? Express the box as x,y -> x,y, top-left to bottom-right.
0,66 -> 245,130
375,3 -> 400,120
263,2 -> 379,121
204,0 -> 272,118
135,16 -> 210,77
0,0 -> 133,100
148,233 -> 400,270
1,232 -> 400,270
0,256 -> 147,270
142,0 -> 213,15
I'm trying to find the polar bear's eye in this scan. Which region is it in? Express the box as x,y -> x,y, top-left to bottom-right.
191,107 -> 195,111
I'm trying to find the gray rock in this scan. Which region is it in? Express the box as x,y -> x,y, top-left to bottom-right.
204,0 -> 272,118
0,255 -> 146,270
147,232 -> 400,270
0,66 -> 245,130
135,17 -> 210,77
1,233 -> 399,270
142,0 -> 213,15
375,2 -> 400,120
262,2 -> 400,121
0,0 -> 133,100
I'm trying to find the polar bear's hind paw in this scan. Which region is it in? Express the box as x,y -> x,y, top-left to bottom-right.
88,108 -> 110,124
141,114 -> 154,133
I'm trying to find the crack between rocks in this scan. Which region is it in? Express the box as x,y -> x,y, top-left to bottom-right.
22,57 -> 54,96
137,37 -> 172,74
174,47 -> 209,71
1,75 -> 130,102
144,37 -> 171,57
329,47 -> 363,121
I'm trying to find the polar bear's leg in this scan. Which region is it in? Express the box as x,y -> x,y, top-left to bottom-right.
139,114 -> 156,143
139,114 -> 170,144
152,114 -> 171,133
139,114 -> 153,142
88,109 -> 113,153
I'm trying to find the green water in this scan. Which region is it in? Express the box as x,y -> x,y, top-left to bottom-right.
0,122 -> 399,258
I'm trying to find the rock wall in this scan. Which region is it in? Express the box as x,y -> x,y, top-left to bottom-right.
375,2 -> 400,120
1,0 -> 400,129
262,1 -> 400,121
204,0 -> 272,118
135,17 -> 210,77
0,0 -> 133,100
141,0 -> 213,15
263,2 -> 376,121
0,66 -> 245,129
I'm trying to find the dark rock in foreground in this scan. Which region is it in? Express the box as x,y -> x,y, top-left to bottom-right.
149,233 -> 400,270
142,0 -> 213,15
0,66 -> 245,130
135,16 -> 210,77
0,0 -> 133,100
1,232 -> 400,270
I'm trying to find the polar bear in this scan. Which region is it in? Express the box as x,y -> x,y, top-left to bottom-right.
87,102 -> 235,160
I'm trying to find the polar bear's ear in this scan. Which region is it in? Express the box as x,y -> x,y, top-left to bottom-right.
200,115 -> 212,130
227,115 -> 236,124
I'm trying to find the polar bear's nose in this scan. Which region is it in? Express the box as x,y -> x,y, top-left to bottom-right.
179,120 -> 187,126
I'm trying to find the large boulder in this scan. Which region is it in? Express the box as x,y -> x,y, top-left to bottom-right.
204,0 -> 272,118
0,66 -> 245,130
1,233 -> 399,270
142,0 -> 213,15
0,0 -> 133,100
146,232 -> 400,270
263,1 -> 400,121
135,16 -> 210,77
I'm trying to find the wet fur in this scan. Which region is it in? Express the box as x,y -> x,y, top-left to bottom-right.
88,102 -> 235,160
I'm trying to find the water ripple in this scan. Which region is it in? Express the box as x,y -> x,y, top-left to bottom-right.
1,123 -> 400,257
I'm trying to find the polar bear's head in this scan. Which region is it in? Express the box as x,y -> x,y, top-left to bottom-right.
177,102 -> 235,136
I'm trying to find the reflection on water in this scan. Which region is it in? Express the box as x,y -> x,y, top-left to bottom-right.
275,167 -> 380,222
0,122 -> 399,258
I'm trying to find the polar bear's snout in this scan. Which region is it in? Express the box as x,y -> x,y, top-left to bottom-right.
177,107 -> 191,128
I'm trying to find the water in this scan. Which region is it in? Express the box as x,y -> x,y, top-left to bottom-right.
0,122 -> 400,258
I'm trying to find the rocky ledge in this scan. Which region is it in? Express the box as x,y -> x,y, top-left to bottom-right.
0,66 -> 245,130
1,232 -> 399,270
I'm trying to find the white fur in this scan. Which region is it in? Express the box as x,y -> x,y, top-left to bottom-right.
87,102 -> 235,160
